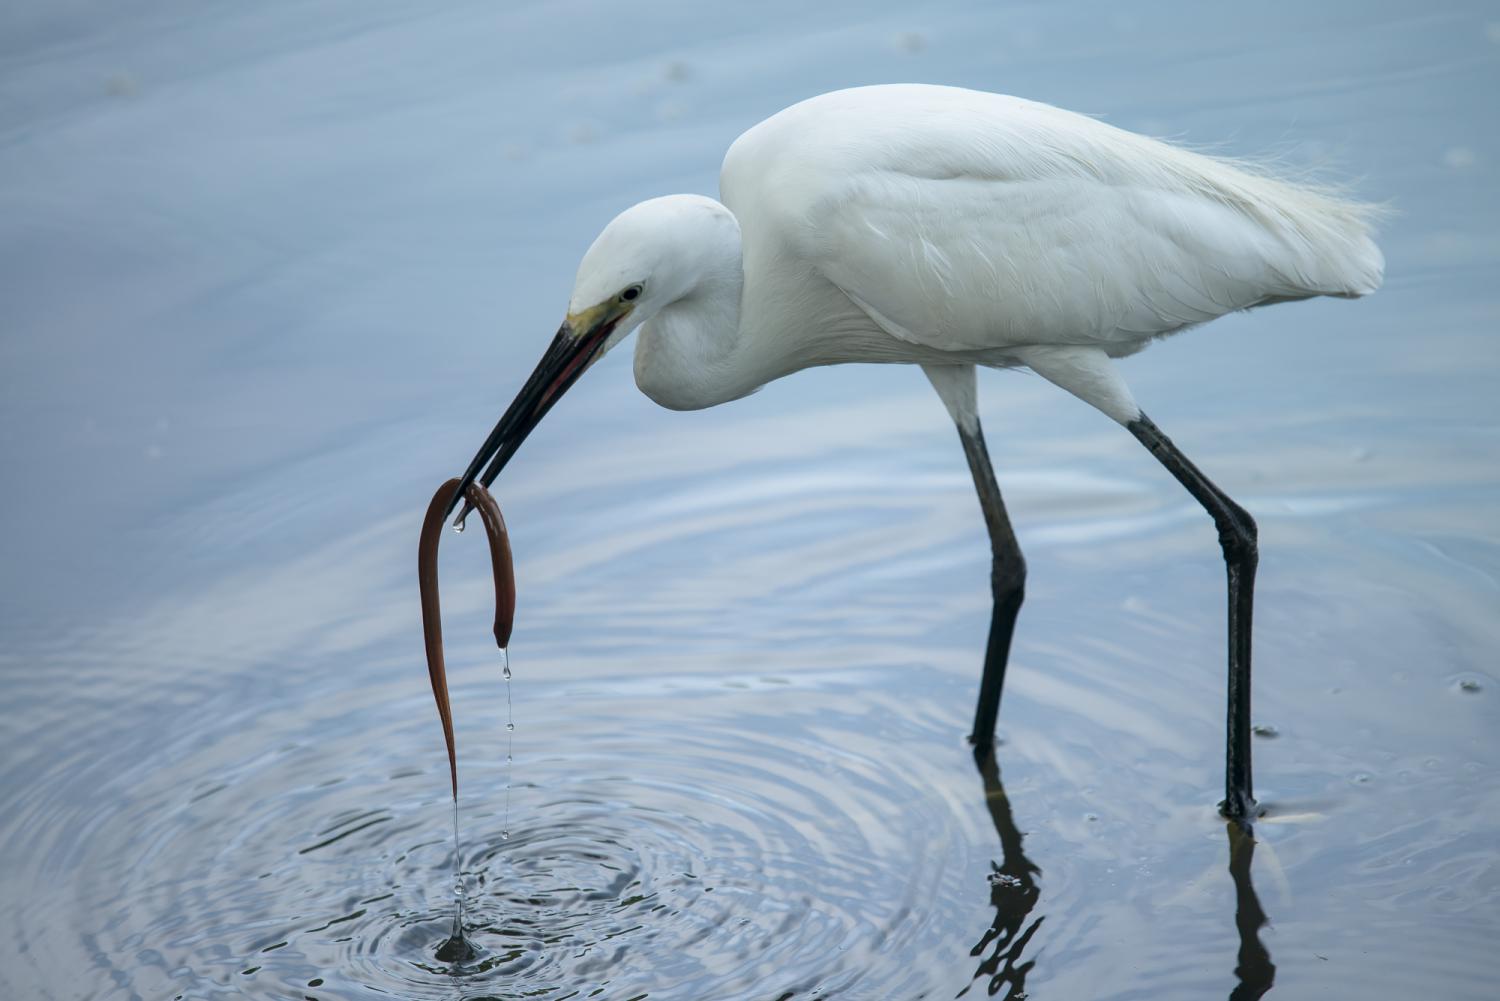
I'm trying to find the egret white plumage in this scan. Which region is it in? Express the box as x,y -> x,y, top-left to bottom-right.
449,84 -> 1383,823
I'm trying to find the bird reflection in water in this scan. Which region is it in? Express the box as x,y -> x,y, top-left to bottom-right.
961,749 -> 1042,999
960,751 -> 1276,999
1227,822 -> 1276,1001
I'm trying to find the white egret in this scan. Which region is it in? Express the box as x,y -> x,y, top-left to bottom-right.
449,84 -> 1383,822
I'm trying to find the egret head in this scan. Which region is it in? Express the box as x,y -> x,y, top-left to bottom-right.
448,195 -> 737,519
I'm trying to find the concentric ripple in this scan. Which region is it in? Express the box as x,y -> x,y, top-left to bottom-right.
328,679 -> 984,999
3,662 -> 996,1000
4,542 -> 1495,1000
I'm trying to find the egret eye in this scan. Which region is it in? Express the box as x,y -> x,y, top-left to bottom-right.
621,285 -> 643,302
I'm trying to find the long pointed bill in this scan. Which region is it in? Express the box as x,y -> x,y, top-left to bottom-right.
447,308 -> 624,523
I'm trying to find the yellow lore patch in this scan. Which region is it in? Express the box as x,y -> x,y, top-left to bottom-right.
565,299 -> 633,337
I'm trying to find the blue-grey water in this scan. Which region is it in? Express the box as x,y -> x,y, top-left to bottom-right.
2,2 -> 1497,998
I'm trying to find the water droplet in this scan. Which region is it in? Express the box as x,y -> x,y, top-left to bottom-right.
453,519 -> 466,534
501,649 -> 514,852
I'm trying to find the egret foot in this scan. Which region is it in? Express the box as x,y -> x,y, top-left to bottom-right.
1219,788 -> 1260,827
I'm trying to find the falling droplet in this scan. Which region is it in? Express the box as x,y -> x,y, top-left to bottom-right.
503,648 -> 514,845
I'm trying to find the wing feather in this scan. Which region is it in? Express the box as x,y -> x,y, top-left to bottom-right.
722,85 -> 1383,356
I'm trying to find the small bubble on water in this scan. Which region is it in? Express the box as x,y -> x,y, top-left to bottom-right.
501,830 -> 510,840
506,722 -> 514,731
1457,679 -> 1482,694
1252,723 -> 1280,739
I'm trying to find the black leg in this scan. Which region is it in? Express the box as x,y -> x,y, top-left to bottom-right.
957,421 -> 1027,747
1128,413 -> 1258,822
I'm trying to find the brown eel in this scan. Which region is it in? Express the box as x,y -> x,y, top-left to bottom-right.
418,478 -> 516,799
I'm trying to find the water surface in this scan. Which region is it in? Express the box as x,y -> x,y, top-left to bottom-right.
2,1 -> 1498,998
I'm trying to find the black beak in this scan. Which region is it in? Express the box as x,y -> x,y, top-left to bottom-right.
447,317 -> 618,524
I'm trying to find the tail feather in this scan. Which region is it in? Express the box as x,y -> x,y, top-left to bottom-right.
1268,187 -> 1385,298
1206,165 -> 1386,300
1148,139 -> 1387,301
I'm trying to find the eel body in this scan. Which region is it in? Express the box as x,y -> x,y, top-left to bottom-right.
417,478 -> 515,798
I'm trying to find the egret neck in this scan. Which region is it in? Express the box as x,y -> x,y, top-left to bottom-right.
632,219 -> 748,412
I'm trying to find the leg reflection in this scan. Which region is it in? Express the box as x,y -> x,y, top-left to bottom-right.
961,748 -> 1043,999
1227,823 -> 1275,1001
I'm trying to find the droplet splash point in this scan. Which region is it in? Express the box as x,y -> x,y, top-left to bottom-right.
435,856 -> 477,963
434,927 -> 478,964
